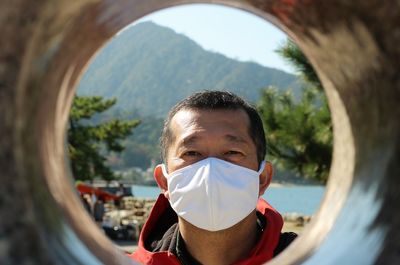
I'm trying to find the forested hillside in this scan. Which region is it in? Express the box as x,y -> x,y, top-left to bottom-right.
77,21 -> 300,118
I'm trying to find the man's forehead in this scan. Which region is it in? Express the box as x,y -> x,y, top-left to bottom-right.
170,109 -> 200,128
169,108 -> 251,142
171,107 -> 249,124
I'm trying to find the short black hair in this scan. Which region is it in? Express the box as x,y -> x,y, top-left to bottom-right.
160,91 -> 266,165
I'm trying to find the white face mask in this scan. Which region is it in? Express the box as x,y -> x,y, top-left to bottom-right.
162,157 -> 265,232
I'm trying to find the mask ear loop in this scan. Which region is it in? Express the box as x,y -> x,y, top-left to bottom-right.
258,161 -> 266,174
161,164 -> 170,178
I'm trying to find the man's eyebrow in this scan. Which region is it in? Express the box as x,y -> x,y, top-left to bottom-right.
178,134 -> 248,146
180,135 -> 201,146
224,134 -> 248,144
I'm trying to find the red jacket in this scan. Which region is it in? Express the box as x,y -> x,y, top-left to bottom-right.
128,194 -> 284,265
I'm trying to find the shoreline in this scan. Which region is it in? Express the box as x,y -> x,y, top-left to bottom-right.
269,182 -> 286,187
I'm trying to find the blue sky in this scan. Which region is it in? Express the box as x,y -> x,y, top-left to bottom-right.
127,4 -> 294,74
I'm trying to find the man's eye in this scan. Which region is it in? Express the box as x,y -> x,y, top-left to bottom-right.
225,150 -> 242,156
183,151 -> 201,157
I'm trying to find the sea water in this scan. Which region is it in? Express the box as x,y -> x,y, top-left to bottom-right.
131,185 -> 325,215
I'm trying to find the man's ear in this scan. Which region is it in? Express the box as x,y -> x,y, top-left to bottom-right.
154,164 -> 169,198
259,161 -> 273,197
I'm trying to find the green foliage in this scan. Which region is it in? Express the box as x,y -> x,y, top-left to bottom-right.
110,117 -> 163,170
276,40 -> 322,91
90,108 -> 164,170
118,116 -> 163,169
259,40 -> 332,183
68,96 -> 140,181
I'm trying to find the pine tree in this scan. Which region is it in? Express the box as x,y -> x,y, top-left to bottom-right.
258,40 -> 332,183
68,96 -> 140,181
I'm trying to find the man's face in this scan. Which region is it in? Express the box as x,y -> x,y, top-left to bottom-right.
166,108 -> 259,173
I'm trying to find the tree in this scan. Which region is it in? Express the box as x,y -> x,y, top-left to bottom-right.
68,96 -> 140,181
258,40 -> 332,183
276,40 -> 322,91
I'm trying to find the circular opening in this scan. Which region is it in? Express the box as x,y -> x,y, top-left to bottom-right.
67,3 -> 333,264
25,1 -> 370,265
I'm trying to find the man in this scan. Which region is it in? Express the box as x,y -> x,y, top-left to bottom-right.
93,198 -> 105,226
129,91 -> 296,265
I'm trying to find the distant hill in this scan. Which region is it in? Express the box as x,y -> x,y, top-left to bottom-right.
77,21 -> 300,118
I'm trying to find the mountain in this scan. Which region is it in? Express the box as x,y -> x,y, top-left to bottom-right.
77,21 -> 300,118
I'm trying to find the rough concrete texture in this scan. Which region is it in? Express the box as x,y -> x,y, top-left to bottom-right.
0,0 -> 399,264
